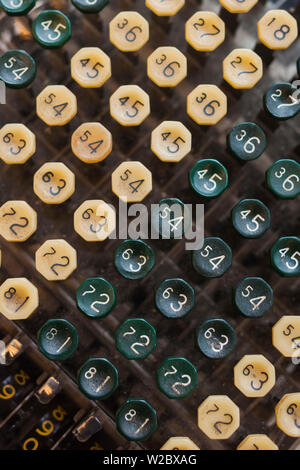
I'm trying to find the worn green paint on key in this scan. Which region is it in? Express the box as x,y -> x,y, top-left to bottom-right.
116,318 -> 156,360
157,357 -> 197,399
0,0 -> 35,15
116,398 -> 157,441
190,159 -> 228,198
232,199 -> 271,238
193,237 -> 232,278
72,0 -> 109,13
33,10 -> 71,48
38,318 -> 78,361
228,122 -> 267,161
264,83 -> 300,120
114,239 -> 155,280
76,277 -> 116,318
155,278 -> 195,319
271,236 -> 300,277
77,358 -> 118,400
266,159 -> 300,199
235,277 -> 273,318
0,50 -> 36,88
196,318 -> 236,359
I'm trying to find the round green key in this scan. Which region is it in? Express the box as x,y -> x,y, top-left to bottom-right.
228,122 -> 267,161
116,318 -> 156,360
151,198 -> 191,239
116,398 -> 157,442
0,0 -> 35,15
189,159 -> 228,198
114,239 -> 155,280
271,236 -> 300,277
266,159 -> 300,199
155,278 -> 195,319
234,277 -> 273,318
231,199 -> 271,238
77,358 -> 118,400
32,10 -> 71,48
196,318 -> 236,359
76,277 -> 116,318
71,0 -> 109,13
193,237 -> 232,278
157,357 -> 197,399
264,83 -> 300,120
38,319 -> 78,361
0,50 -> 36,88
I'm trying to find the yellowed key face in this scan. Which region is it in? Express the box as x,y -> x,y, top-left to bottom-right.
34,162 -> 75,204
35,239 -> 77,281
237,434 -> 278,450
185,12 -> 225,52
160,437 -> 200,450
147,47 -> 187,88
234,354 -> 276,397
272,316 -> 300,357
275,393 -> 300,437
109,11 -> 149,52
146,0 -> 185,16
258,10 -> 298,50
0,201 -> 37,242
151,121 -> 191,162
0,124 -> 36,164
0,277 -> 39,320
74,200 -> 116,242
223,49 -> 263,89
71,122 -> 112,164
197,395 -> 240,440
112,161 -> 152,203
187,84 -> 227,126
36,85 -> 77,126
71,47 -> 111,88
110,85 -> 150,126
219,0 -> 258,13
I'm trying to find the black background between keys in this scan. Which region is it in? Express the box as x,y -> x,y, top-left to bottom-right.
0,0 -> 300,450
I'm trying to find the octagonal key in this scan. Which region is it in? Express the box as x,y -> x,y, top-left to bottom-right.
157,357 -> 197,399
34,162 -> 75,204
0,50 -> 36,88
71,122 -> 112,164
36,85 -> 77,126
0,201 -> 37,242
231,199 -> 271,238
110,85 -> 150,126
0,123 -> 36,164
71,0 -> 109,13
147,47 -> 187,88
76,277 -> 116,318
112,161 -> 152,203
219,0 -> 258,13
234,277 -> 273,318
38,318 -> 78,361
32,10 -> 71,48
114,239 -> 155,280
151,121 -> 191,163
109,11 -> 149,52
275,393 -> 300,437
223,49 -> 263,90
228,122 -> 267,161
271,236 -> 300,277
116,398 -> 157,441
190,159 -> 228,198
258,10 -> 298,50
272,316 -> 300,358
35,239 -> 77,281
264,83 -> 300,121
155,278 -> 195,319
77,358 -> 118,400
193,237 -> 232,278
185,11 -> 225,52
196,318 -> 236,359
146,0 -> 184,16
0,277 -> 39,320
198,395 -> 240,440
266,159 -> 300,199
0,0 -> 35,15
237,434 -> 278,451
116,318 -> 156,360
234,354 -> 276,398
151,198 -> 191,239
161,437 -> 200,450
74,200 -> 116,242
187,85 -> 227,126
71,47 -> 111,88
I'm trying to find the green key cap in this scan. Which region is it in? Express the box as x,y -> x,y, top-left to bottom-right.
0,0 -> 35,15
231,199 -> 271,238
190,159 -> 228,198
155,278 -> 195,319
157,357 -> 197,399
271,236 -> 300,277
33,10 -> 71,48
196,318 -> 236,359
193,237 -> 232,278
77,358 -> 118,399
152,198 -> 191,239
38,318 -> 78,361
71,0 -> 109,13
297,57 -> 300,76
264,83 -> 300,120
266,159 -> 300,199
0,50 -> 36,88
228,122 -> 267,161
116,318 -> 156,360
116,398 -> 157,441
76,277 -> 116,318
234,277 -> 273,318
114,239 -> 155,280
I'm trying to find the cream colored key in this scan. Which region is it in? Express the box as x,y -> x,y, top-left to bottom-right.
185,12 -> 225,52
161,437 -> 200,450
0,277 -> 39,320
146,0 -> 185,16
187,84 -> 227,126
74,200 -> 116,242
151,121 -> 191,162
237,434 -> 278,450
109,11 -> 149,52
275,393 -> 300,437
219,0 -> 258,13
112,161 -> 152,202
0,201 -> 37,242
0,124 -> 36,164
258,10 -> 298,50
272,316 -> 300,358
223,49 -> 263,89
36,85 -> 77,126
197,395 -> 240,440
147,46 -> 187,88
35,239 -> 77,281
71,47 -> 111,88
34,162 -> 75,204
234,354 -> 276,397
110,85 -> 150,126
71,122 -> 112,164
